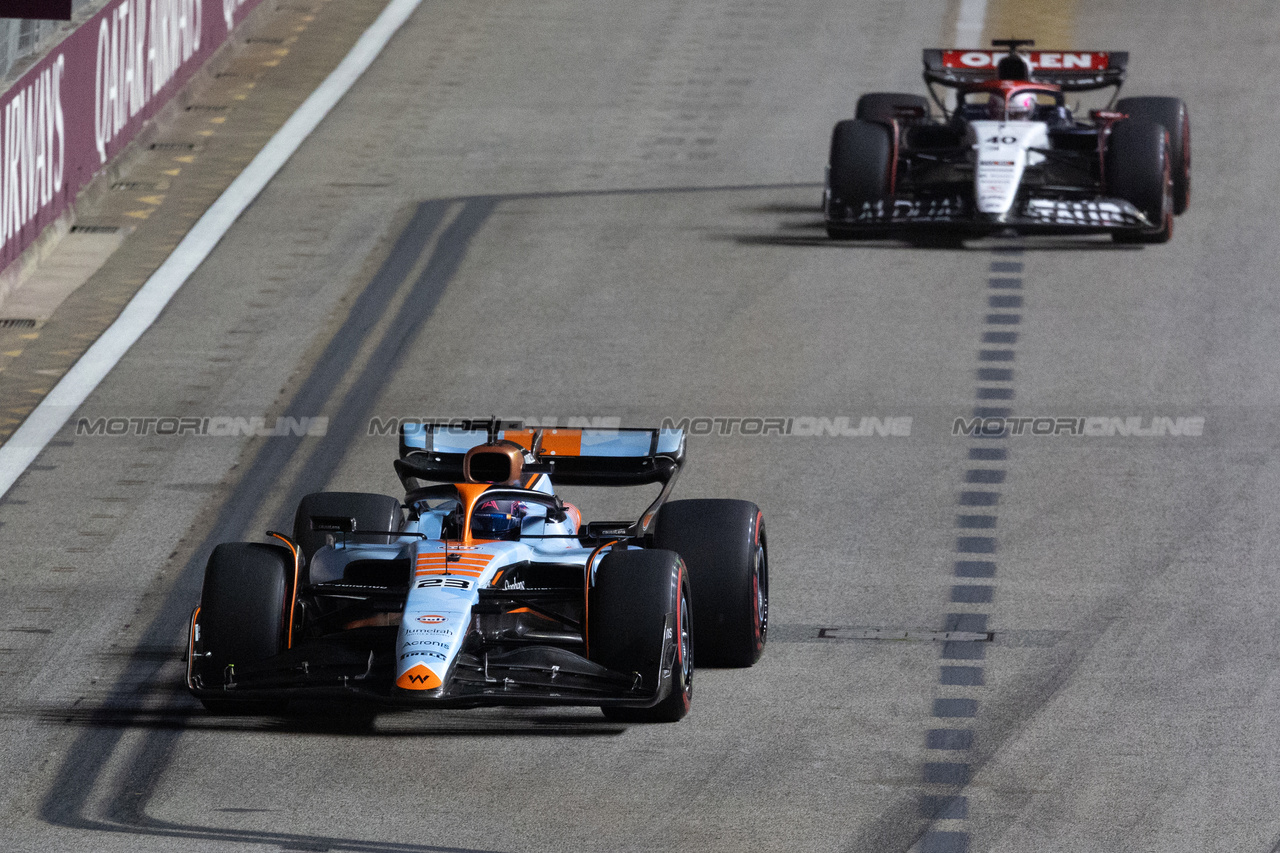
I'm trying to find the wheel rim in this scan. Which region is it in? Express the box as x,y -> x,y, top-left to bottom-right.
678,587 -> 693,701
1160,141 -> 1174,235
1180,108 -> 1191,208
752,542 -> 768,647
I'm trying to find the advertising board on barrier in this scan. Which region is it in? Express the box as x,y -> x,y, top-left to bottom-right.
0,0 -> 266,272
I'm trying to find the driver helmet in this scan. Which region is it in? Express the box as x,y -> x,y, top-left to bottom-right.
472,498 -> 527,536
1005,91 -> 1038,121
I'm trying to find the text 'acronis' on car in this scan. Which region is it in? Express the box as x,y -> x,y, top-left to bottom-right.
186,423 -> 767,723
824,39 -> 1190,243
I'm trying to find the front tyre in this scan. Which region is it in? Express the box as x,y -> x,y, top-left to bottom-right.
589,550 -> 693,723
195,542 -> 292,714
1106,119 -> 1173,245
654,499 -> 768,667
826,119 -> 893,238
1116,96 -> 1190,214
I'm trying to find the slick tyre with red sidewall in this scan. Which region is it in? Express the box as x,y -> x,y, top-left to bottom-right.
1106,118 -> 1173,244
1116,96 -> 1190,214
654,499 -> 768,667
196,542 -> 291,714
589,549 -> 693,723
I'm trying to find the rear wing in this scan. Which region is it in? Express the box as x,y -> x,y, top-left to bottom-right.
394,421 -> 686,488
923,49 -> 1128,92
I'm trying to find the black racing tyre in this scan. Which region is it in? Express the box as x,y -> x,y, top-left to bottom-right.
293,491 -> 403,564
654,499 -> 767,667
1116,96 -> 1189,214
826,119 -> 893,238
197,542 -> 291,714
589,549 -> 692,723
1106,119 -> 1173,245
855,92 -> 930,124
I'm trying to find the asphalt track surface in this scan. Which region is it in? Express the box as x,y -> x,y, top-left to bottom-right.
0,1 -> 1277,851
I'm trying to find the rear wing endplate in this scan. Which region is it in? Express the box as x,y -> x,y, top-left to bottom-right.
922,49 -> 1128,92
394,421 -> 686,488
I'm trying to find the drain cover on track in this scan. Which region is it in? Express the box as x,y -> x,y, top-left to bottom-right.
819,627 -> 993,642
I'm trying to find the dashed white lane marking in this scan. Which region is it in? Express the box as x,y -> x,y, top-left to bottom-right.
0,0 -> 426,500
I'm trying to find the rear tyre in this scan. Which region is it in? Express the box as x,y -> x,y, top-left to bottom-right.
1116,96 -> 1190,214
1106,119 -> 1173,245
855,92 -> 930,124
196,542 -> 291,714
293,491 -> 403,564
654,500 -> 768,667
825,119 -> 893,238
589,550 -> 692,723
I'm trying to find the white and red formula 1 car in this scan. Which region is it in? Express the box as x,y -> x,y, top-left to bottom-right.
824,39 -> 1190,243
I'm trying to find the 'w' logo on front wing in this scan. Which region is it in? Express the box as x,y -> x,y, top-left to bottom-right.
396,663 -> 442,690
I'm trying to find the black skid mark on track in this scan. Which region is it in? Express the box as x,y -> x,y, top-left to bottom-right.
285,197 -> 497,501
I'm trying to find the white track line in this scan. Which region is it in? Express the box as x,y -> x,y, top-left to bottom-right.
955,0 -> 988,49
0,0 -> 424,500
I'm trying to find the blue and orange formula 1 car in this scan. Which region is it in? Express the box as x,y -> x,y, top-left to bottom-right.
186,422 -> 768,722
824,39 -> 1190,243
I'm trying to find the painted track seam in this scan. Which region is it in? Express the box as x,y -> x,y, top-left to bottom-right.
0,0 -> 426,501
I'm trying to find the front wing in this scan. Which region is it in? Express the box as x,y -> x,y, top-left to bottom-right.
186,628 -> 671,709
825,193 -> 1154,236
